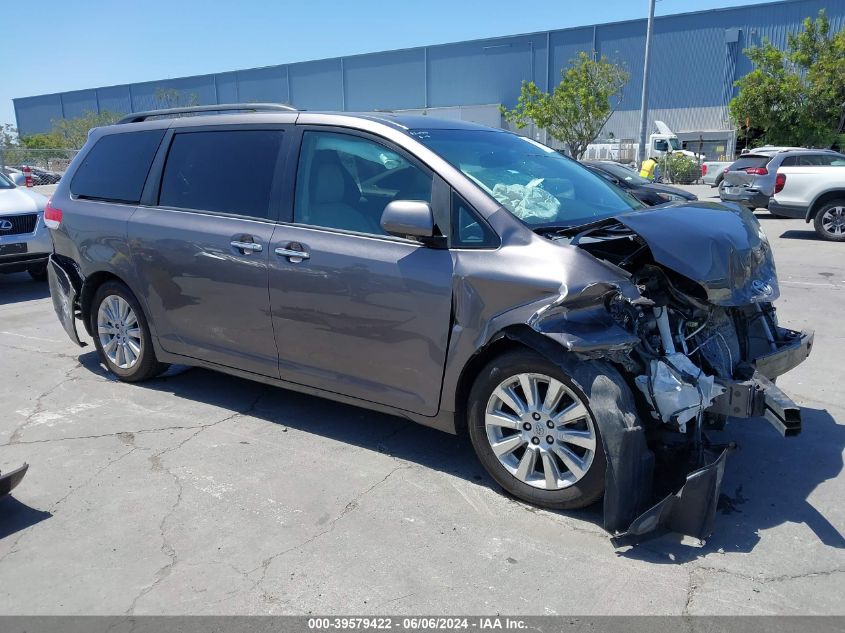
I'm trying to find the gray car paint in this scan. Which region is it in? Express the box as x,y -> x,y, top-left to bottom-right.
46,110 -> 813,540
46,110 -> 802,429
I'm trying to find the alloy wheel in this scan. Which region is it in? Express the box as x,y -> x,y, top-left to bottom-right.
821,206 -> 845,237
97,295 -> 142,369
484,372 -> 597,490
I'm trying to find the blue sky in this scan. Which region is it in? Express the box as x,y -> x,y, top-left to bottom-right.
2,0 -> 777,129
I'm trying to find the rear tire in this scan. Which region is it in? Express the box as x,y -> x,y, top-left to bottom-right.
90,280 -> 168,382
813,200 -> 845,242
467,349 -> 606,510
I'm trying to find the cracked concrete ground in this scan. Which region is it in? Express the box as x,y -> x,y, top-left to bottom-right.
0,208 -> 844,615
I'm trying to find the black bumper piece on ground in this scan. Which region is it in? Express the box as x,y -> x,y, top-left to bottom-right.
0,463 -> 28,499
612,450 -> 728,545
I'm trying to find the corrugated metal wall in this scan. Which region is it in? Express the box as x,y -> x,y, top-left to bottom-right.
12,0 -> 845,139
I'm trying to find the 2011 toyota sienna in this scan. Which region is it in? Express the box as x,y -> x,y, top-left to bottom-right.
46,104 -> 812,541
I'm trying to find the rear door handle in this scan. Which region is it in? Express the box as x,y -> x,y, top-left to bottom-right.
231,240 -> 263,253
275,244 -> 310,263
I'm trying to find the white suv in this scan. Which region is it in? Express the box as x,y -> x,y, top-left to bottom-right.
0,170 -> 51,280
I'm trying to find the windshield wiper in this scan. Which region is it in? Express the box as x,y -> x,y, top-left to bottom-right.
533,217 -> 616,237
534,219 -> 634,244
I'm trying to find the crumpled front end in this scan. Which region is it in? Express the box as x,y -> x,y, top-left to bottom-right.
523,203 -> 812,543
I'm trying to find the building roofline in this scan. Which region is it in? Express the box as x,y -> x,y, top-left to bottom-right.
11,0 -> 823,103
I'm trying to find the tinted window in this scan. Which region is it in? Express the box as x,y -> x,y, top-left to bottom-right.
159,130 -> 283,218
452,192 -> 498,248
798,153 -> 845,166
728,155 -> 770,171
294,131 -> 432,235
780,156 -> 797,167
71,130 -> 165,203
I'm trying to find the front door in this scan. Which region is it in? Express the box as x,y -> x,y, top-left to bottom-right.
130,127 -> 287,377
269,129 -> 453,415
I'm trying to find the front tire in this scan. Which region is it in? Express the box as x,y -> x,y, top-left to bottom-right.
813,200 -> 845,242
467,350 -> 606,510
91,281 -> 168,381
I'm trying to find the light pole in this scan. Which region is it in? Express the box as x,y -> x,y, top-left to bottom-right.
637,0 -> 656,168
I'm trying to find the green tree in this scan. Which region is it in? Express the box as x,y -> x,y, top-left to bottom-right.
15,111 -> 124,150
153,87 -> 199,109
730,10 -> 845,147
502,52 -> 629,159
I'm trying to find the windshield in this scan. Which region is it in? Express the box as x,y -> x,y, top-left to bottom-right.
0,171 -> 14,189
412,129 -> 641,227
592,161 -> 650,185
670,138 -> 682,151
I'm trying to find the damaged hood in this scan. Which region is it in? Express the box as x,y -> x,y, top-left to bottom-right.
613,202 -> 779,306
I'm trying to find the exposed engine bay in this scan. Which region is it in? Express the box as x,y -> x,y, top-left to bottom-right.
537,205 -> 814,542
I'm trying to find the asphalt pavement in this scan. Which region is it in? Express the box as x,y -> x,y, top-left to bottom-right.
0,186 -> 843,614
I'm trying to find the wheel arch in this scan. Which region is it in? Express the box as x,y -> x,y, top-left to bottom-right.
79,271 -> 140,337
453,325 -> 561,436
806,190 -> 845,221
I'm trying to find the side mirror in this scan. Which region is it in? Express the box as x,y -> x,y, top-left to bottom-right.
9,173 -> 25,186
381,200 -> 436,240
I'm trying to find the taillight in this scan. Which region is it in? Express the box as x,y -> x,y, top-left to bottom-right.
44,198 -> 62,229
701,164 -> 708,176
775,173 -> 786,194
745,167 -> 768,175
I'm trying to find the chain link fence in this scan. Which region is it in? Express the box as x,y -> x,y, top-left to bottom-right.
0,146 -> 79,186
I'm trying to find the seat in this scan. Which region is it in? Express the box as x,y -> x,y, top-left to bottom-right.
306,151 -> 382,234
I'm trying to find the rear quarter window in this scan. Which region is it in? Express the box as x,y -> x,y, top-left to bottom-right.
71,130 -> 165,203
158,130 -> 284,218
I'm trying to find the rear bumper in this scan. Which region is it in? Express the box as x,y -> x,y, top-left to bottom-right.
47,254 -> 85,347
720,189 -> 770,210
767,200 -> 807,219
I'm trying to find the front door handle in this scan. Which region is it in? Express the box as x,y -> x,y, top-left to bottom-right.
231,240 -> 263,254
275,243 -> 310,263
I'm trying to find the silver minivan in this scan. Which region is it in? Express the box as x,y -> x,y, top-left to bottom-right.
47,104 -> 812,541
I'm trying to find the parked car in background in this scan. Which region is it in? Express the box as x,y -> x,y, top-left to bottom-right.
583,160 -> 697,206
0,170 -> 50,280
770,163 -> 845,241
720,149 -> 845,214
700,160 -> 732,187
12,165 -> 63,185
45,104 -> 811,541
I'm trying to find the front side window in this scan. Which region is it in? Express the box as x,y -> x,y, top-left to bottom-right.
294,131 -> 433,235
413,129 -> 641,228
452,192 -> 498,248
71,130 -> 165,203
158,130 -> 283,218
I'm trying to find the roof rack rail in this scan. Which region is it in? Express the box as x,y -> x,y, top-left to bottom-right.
117,103 -> 297,124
